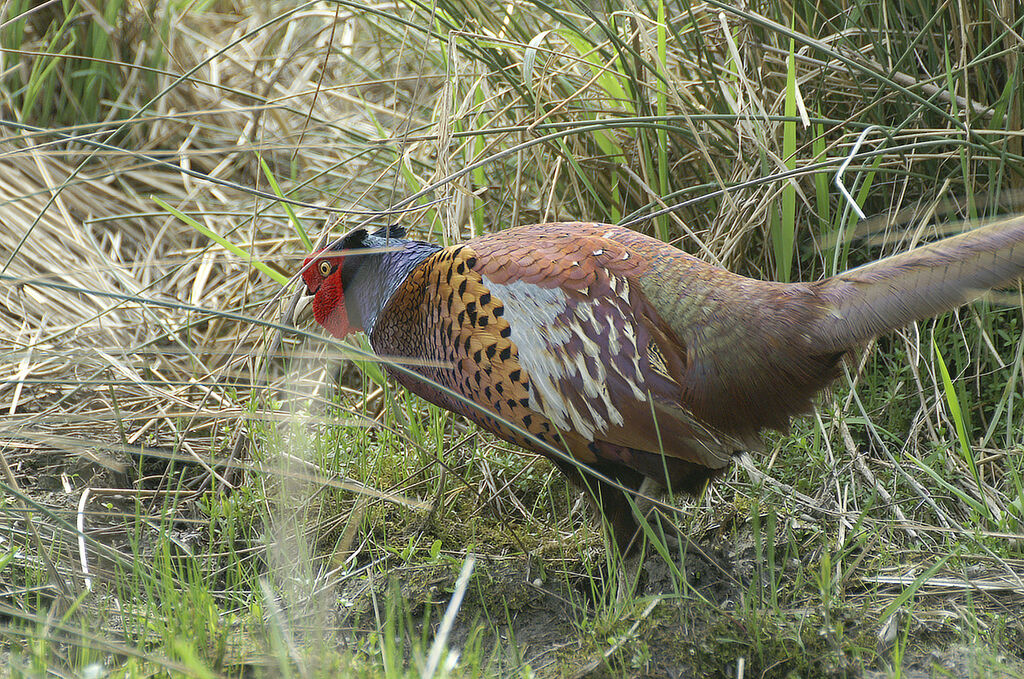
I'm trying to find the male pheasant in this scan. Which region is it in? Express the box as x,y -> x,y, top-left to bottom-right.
301,218 -> 1024,551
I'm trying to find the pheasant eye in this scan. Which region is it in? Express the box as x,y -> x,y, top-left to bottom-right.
318,260 -> 332,277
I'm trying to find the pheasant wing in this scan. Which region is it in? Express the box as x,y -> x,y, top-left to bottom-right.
468,224 -> 754,471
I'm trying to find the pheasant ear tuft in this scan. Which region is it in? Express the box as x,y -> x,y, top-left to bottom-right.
329,223 -> 406,251
371,223 -> 407,239
329,228 -> 369,251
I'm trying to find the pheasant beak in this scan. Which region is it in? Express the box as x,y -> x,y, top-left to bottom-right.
293,291 -> 315,327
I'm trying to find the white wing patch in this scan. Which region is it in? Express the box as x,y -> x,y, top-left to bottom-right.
482,276 -> 646,439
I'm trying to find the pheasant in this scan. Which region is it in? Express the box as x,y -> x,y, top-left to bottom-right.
301,218 -> 1024,551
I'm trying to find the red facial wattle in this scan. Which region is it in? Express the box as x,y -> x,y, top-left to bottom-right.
302,252 -> 357,339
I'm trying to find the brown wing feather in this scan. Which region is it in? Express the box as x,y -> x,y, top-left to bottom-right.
538,224 -> 843,439
467,224 -> 752,471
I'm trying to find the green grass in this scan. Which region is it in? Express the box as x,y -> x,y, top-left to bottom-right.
1,0 -> 1024,677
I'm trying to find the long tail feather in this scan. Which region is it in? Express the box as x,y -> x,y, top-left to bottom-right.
815,214 -> 1024,350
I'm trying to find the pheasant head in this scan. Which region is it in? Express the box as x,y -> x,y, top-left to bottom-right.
301,225 -> 441,339
301,238 -> 357,339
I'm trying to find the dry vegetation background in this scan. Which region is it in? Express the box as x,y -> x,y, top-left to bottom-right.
2,0 -> 1024,677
